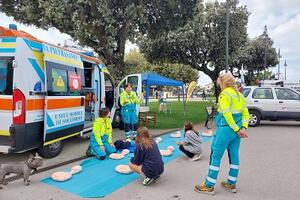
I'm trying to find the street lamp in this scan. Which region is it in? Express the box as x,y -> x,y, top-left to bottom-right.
277,48 -> 281,80
225,0 -> 229,72
261,25 -> 268,80
284,60 -> 287,80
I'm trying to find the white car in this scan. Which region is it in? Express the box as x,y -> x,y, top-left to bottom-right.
243,86 -> 300,126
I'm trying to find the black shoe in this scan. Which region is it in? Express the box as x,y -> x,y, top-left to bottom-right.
86,146 -> 92,157
142,176 -> 155,186
153,176 -> 161,182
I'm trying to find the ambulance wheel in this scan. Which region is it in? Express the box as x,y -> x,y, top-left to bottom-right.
37,141 -> 64,158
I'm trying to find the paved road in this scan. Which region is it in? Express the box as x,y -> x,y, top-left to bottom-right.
0,121 -> 299,200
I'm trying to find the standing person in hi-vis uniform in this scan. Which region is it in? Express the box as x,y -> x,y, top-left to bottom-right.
120,83 -> 140,141
194,73 -> 250,195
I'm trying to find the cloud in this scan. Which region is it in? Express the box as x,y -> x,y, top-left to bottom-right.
0,13 -> 71,45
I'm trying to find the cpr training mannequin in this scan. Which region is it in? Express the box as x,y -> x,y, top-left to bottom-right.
86,108 -> 116,160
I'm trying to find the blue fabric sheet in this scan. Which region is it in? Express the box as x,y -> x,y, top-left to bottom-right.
42,131 -> 212,198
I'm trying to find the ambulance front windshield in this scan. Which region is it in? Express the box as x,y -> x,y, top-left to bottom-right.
0,56 -> 13,95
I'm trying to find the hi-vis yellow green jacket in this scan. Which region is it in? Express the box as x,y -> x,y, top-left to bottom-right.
120,91 -> 140,106
218,87 -> 250,132
92,117 -> 113,145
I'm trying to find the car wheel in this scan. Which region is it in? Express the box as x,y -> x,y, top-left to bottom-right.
249,110 -> 261,127
37,141 -> 64,158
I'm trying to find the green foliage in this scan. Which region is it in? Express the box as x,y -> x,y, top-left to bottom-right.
139,0 -> 250,96
235,36 -> 278,84
124,49 -> 199,84
0,0 -> 198,82
147,101 -> 212,129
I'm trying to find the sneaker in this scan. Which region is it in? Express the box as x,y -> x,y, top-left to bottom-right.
221,181 -> 237,193
85,146 -> 92,157
194,182 -> 215,195
153,176 -> 161,182
142,176 -> 155,186
190,154 -> 202,161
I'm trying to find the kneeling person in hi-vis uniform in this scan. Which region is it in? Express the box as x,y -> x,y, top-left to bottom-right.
86,108 -> 116,160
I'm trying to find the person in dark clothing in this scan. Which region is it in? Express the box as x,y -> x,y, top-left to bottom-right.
202,91 -> 206,100
129,127 -> 164,186
114,139 -> 136,153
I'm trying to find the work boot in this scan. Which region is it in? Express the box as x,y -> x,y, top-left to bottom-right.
194,182 -> 215,195
221,181 -> 237,193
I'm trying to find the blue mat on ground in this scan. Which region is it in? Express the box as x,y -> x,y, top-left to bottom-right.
42,131 -> 212,198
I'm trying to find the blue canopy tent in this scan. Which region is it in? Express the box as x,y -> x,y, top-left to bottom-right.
142,72 -> 186,114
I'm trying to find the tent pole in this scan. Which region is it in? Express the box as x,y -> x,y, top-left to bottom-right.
182,85 -> 186,116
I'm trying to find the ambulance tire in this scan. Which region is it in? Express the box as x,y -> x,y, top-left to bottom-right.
37,141 -> 64,158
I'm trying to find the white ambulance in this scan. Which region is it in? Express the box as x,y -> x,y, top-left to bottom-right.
0,25 -> 118,158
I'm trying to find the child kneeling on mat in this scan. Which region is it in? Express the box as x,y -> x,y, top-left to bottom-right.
176,121 -> 203,161
129,127 -> 164,186
86,108 -> 116,160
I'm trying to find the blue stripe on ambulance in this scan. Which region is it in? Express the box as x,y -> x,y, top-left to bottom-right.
1,37 -> 17,43
0,48 -> 15,53
28,58 -> 45,84
46,113 -> 55,127
23,38 -> 43,52
46,122 -> 84,134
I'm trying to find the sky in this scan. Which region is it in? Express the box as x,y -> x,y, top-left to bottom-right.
1,0 -> 300,86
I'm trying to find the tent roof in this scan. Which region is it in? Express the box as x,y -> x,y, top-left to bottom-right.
142,72 -> 184,87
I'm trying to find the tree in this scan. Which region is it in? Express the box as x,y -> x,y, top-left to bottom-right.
0,0 -> 197,81
235,35 -> 278,84
124,49 -> 199,84
139,0 -> 250,96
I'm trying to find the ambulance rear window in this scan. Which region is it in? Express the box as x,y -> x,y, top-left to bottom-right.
0,57 -> 13,95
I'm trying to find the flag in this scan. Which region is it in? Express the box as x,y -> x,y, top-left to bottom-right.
186,81 -> 197,102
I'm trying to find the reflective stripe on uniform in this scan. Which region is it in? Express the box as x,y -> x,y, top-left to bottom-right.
230,164 -> 239,170
209,165 -> 220,171
228,176 -> 237,181
206,176 -> 217,184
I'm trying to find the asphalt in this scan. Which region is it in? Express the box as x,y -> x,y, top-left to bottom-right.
0,121 -> 300,200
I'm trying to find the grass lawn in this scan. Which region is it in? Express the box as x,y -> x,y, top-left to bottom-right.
147,101 -> 213,129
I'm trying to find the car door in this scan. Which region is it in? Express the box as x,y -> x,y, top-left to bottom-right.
251,87 -> 276,119
274,88 -> 300,119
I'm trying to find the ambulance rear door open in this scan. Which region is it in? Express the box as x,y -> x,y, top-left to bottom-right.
43,44 -> 85,146
116,74 -> 142,110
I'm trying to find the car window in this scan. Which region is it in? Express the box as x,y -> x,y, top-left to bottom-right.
275,88 -> 300,100
242,88 -> 251,97
252,88 -> 274,99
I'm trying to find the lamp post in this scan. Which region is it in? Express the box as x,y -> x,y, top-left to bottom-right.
225,0 -> 229,72
277,48 -> 281,80
284,60 -> 287,80
261,25 -> 268,80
